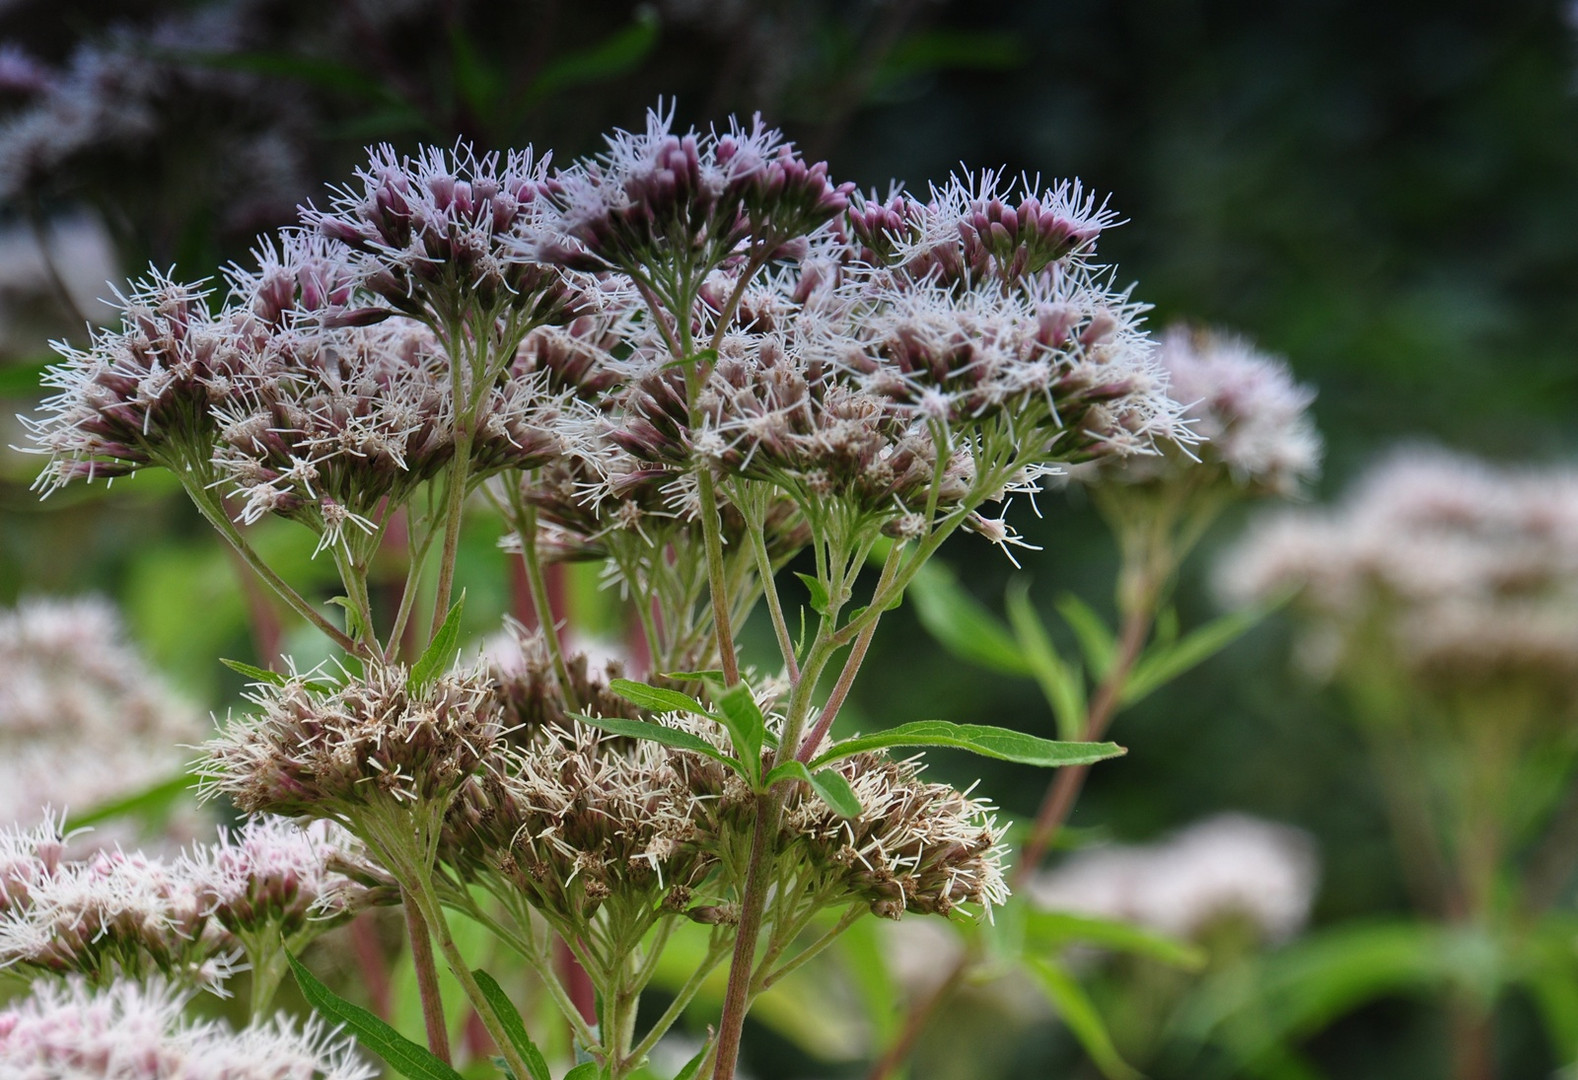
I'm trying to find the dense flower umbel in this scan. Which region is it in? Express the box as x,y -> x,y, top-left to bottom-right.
302,143 -> 581,325
544,105 -> 853,280
0,597 -> 204,830
178,817 -> 395,943
1220,448 -> 1578,698
444,700 -> 1007,929
0,839 -> 238,994
0,977 -> 375,1080
23,274 -> 245,492
0,816 -> 389,995
849,171 -> 1117,290
199,662 -> 502,821
1104,326 -> 1321,496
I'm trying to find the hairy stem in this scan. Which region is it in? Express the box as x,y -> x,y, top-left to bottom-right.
1016,599 -> 1152,885
511,485 -> 577,704
628,936 -> 731,1066
404,869 -> 534,1080
697,468 -> 740,686
748,508 -> 800,682
796,541 -> 904,761
181,474 -> 365,657
402,889 -> 453,1064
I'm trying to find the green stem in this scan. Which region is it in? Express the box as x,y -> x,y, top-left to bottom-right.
627,935 -> 731,1066
429,434 -> 474,641
696,468 -> 740,686
461,894 -> 602,1048
404,868 -> 533,1080
181,474 -> 365,657
747,503 -> 800,681
246,942 -> 289,1023
386,510 -> 441,661
756,903 -> 864,992
795,541 -> 904,761
512,485 -> 577,705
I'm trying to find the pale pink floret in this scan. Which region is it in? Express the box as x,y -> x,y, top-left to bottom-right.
0,977 -> 374,1080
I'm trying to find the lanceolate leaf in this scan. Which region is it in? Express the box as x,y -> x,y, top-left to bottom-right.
1121,602 -> 1270,705
409,593 -> 465,695
573,714 -> 745,777
1026,910 -> 1206,970
673,1043 -> 710,1080
286,951 -> 464,1080
471,969 -> 550,1080
765,760 -> 863,816
909,564 -> 1031,675
1055,593 -> 1117,678
1026,956 -> 1141,1080
715,682 -> 767,778
220,658 -> 287,686
795,572 -> 831,616
810,722 -> 1123,770
608,678 -> 713,717
563,1065 -> 608,1080
659,669 -> 725,683
71,773 -> 191,829
1005,582 -> 1084,742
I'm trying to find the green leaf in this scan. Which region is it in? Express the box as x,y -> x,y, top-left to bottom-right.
659,669 -> 725,683
909,564 -> 1030,675
70,773 -> 192,829
448,24 -> 504,115
1026,910 -> 1205,970
1005,582 -> 1085,742
564,1065 -> 607,1080
286,951 -> 465,1080
810,721 -> 1124,770
673,1043 -> 710,1080
522,10 -> 658,105
766,760 -> 862,816
795,572 -> 830,616
715,682 -> 767,779
574,714 -> 744,777
1025,956 -> 1141,1080
1055,593 -> 1116,677
409,593 -> 465,695
220,657 -> 288,686
1122,602 -> 1268,705
609,678 -> 714,717
472,970 -> 550,1080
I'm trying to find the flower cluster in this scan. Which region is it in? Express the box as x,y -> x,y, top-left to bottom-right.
303,144 -> 582,325
1029,813 -> 1319,944
544,106 -> 854,281
0,977 -> 374,1080
0,815 -> 389,995
441,652 -> 1006,933
0,596 -> 204,831
23,275 -> 246,492
1219,447 -> 1578,698
200,662 -> 502,822
1086,325 -> 1321,496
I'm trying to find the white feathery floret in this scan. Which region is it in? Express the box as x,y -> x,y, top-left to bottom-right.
0,977 -> 375,1080
0,596 -> 205,831
1153,325 -> 1321,495
1029,813 -> 1319,944
1218,446 -> 1578,689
